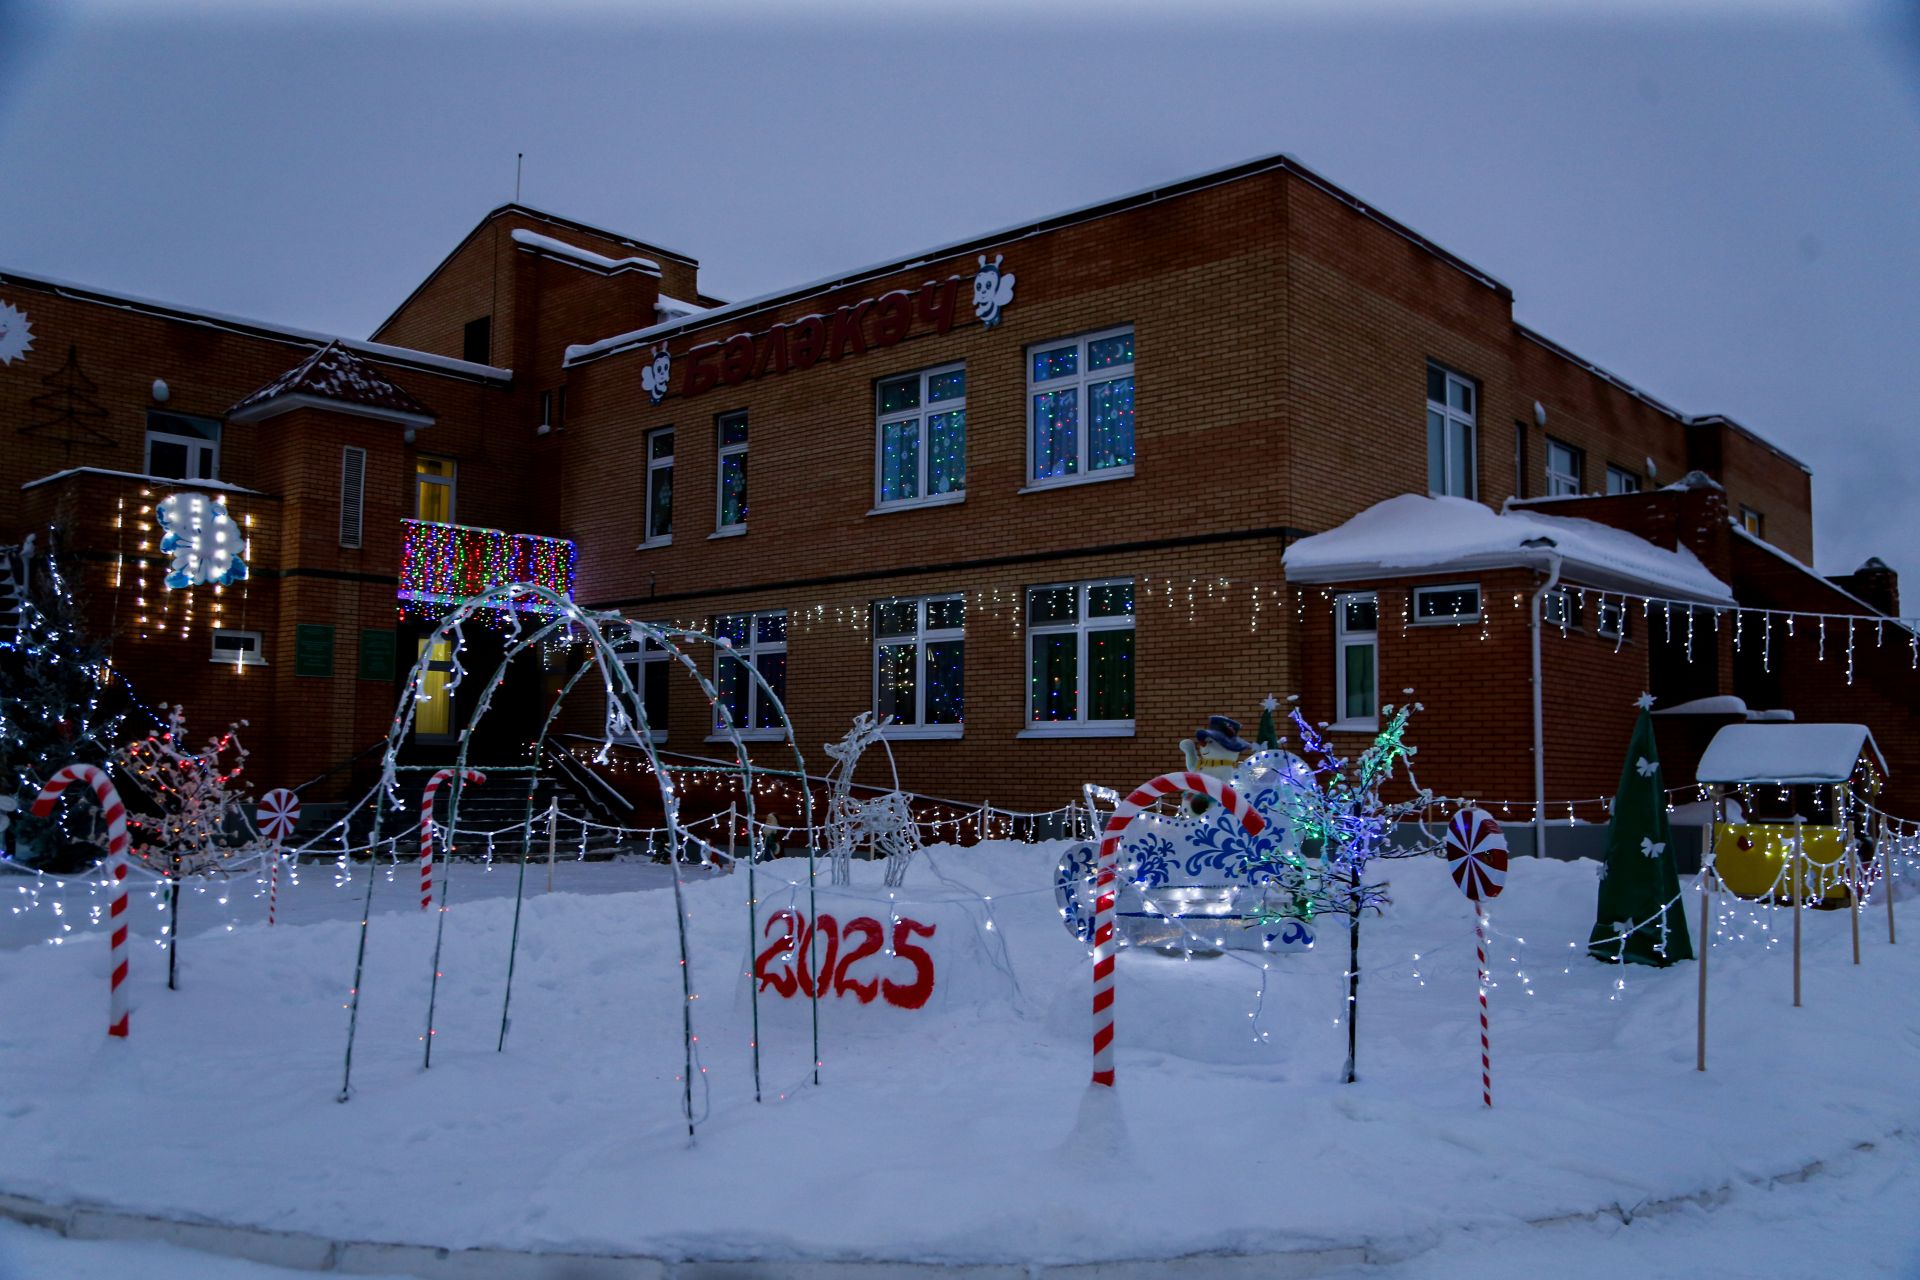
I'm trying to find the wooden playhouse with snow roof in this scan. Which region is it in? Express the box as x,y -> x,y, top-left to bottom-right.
1696,722 -> 1887,907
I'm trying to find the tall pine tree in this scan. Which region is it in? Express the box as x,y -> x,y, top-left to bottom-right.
1,530 -> 135,868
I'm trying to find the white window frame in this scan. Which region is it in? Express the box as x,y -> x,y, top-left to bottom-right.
1595,596 -> 1629,642
1739,505 -> 1765,537
1543,586 -> 1579,631
714,411 -> 748,535
872,594 -> 965,739
209,627 -> 265,667
1020,579 -> 1135,738
1411,582 -> 1482,626
872,364 -> 967,512
640,426 -> 674,549
144,412 -> 221,482
709,609 -> 786,740
1023,326 -> 1136,491
416,454 -> 457,523
1333,591 -> 1379,731
1545,439 -> 1582,497
1425,365 -> 1477,499
1605,465 -> 1640,495
608,626 -> 670,743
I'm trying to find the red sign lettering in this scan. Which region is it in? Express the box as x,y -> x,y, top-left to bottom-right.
753,909 -> 937,1009
661,264 -> 1007,401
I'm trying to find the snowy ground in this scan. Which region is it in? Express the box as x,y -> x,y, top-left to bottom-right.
6,1130 -> 1920,1278
2,840 -> 1917,1273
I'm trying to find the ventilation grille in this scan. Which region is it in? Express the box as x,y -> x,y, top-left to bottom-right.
339,446 -> 366,548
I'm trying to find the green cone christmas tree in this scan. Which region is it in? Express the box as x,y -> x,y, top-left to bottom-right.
1256,694 -> 1281,750
1588,694 -> 1693,966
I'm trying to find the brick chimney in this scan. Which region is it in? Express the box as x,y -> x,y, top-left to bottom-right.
1827,557 -> 1900,616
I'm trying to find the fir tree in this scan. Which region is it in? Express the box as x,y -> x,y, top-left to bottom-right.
1588,694 -> 1693,966
0,531 -> 134,868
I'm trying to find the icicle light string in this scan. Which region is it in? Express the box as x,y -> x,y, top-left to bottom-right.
568,576 -> 1917,665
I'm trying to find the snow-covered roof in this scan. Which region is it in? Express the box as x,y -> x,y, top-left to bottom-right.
1654,695 -> 1749,717
1728,521 -> 1907,625
1696,723 -> 1886,785
510,229 -> 660,276
564,150 -> 1511,367
0,266 -> 511,382
228,341 -> 434,427
1283,494 -> 1735,604
21,467 -> 264,496
654,294 -> 707,322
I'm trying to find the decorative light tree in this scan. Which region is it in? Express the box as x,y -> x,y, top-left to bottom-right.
1258,698 -> 1440,1084
115,704 -> 251,987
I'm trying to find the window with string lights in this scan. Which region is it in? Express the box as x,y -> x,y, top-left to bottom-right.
1022,580 -> 1133,736
874,365 -> 966,510
711,610 -> 785,739
607,624 -> 671,743
1026,328 -> 1134,488
715,412 -> 748,534
872,594 -> 964,738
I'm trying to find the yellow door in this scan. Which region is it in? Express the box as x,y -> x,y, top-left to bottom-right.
415,638 -> 454,738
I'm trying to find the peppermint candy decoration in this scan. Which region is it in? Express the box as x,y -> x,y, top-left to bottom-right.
256,788 -> 301,842
1445,807 -> 1508,902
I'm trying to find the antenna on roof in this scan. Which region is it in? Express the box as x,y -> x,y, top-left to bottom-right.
515,153 -> 523,203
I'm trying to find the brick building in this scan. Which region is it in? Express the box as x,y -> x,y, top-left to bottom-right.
1,155 -> 1910,825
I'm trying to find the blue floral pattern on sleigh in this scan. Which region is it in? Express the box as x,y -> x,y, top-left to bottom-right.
1055,752 -> 1317,954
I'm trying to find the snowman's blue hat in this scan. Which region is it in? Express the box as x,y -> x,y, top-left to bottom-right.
1194,715 -> 1252,755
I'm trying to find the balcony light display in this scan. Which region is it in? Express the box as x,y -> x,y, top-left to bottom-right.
397,519 -> 577,621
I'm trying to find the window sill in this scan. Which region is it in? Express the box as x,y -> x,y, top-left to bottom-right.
210,656 -> 267,667
881,724 -> 964,741
708,527 -> 747,540
1018,467 -> 1134,496
1018,722 -> 1135,740
1410,617 -> 1482,627
867,492 -> 965,517
635,536 -> 673,552
1326,720 -> 1378,734
705,731 -> 785,744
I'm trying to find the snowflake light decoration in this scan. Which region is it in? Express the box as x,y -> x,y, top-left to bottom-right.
156,492 -> 249,589
0,300 -> 33,366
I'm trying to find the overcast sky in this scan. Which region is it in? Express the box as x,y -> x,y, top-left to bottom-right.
1,0 -> 1915,585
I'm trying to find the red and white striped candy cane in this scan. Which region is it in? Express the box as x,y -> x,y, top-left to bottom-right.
1092,771 -> 1264,1087
420,769 -> 485,910
1474,915 -> 1490,1108
32,764 -> 133,1037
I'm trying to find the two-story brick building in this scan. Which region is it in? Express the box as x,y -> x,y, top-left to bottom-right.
1,154 -> 1909,827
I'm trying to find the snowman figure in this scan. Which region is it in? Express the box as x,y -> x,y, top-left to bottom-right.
156,492 -> 248,589
1178,715 -> 1253,814
640,344 -> 672,405
972,254 -> 1016,327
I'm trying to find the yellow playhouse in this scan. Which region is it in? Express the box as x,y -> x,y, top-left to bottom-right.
1695,723 -> 1887,908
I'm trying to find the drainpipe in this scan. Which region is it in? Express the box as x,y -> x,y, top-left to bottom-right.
1524,539 -> 1562,859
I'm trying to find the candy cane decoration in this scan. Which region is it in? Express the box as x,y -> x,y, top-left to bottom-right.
256,788 -> 299,926
420,769 -> 485,910
32,764 -> 133,1037
1445,807 -> 1508,1108
1092,771 -> 1265,1087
